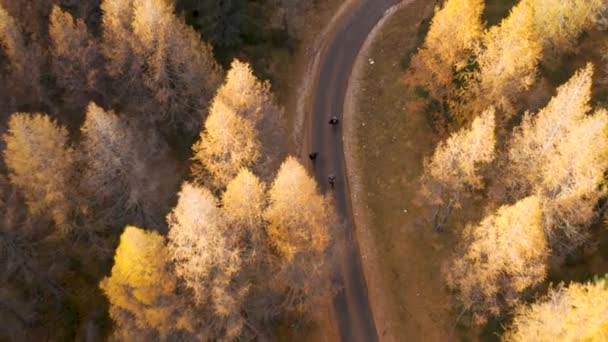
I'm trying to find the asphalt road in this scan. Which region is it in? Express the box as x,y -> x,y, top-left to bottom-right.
307,0 -> 400,341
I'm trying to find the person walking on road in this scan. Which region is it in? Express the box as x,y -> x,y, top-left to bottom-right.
328,116 -> 339,125
309,152 -> 318,162
328,174 -> 336,188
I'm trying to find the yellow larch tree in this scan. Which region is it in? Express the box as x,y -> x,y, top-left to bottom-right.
507,64 -> 608,249
411,0 -> 484,100
528,0 -> 606,57
264,157 -> 334,314
504,277 -> 608,341
49,5 -> 101,112
3,113 -> 75,231
446,196 -> 548,324
421,108 -> 495,230
167,182 -> 247,340
100,226 -> 196,340
191,100 -> 261,189
463,1 -> 542,119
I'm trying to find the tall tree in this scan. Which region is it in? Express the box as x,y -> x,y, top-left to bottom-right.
49,5 -> 102,114
411,0 -> 484,100
167,182 -> 247,340
176,0 -> 244,49
504,277 -> 608,341
191,100 -> 261,189
100,226 -> 196,340
191,60 -> 285,188
101,0 -> 222,135
80,102 -> 176,230
507,64 -> 608,249
264,157 -> 334,314
3,113 -> 75,231
0,4 -> 45,112
446,196 -> 548,324
528,0 -> 606,57
462,1 -> 542,118
421,108 -> 496,230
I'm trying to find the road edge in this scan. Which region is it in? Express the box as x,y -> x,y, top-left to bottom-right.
342,2 -> 413,341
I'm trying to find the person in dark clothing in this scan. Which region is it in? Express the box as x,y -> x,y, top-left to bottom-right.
309,152 -> 318,161
328,116 -> 339,125
328,174 -> 336,188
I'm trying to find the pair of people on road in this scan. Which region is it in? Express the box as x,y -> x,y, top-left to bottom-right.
309,116 -> 340,188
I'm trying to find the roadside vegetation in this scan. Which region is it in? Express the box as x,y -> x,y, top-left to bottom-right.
351,0 -> 608,339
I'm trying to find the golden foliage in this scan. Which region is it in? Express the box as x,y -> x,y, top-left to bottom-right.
507,64 -> 608,248
167,182 -> 247,339
264,157 -> 332,259
446,196 -> 548,324
100,226 -> 194,339
411,0 -> 484,98
3,113 -> 75,230
464,1 -> 542,117
505,278 -> 608,341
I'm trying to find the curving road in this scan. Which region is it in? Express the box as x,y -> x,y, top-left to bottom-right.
305,0 -> 400,341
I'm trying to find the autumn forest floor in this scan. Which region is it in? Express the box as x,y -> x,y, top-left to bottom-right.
347,0 -> 608,341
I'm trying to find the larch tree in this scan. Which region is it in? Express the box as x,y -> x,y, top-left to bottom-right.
191,100 -> 261,189
411,0 -> 484,100
529,0 -> 606,57
80,102 -> 174,230
49,5 -> 102,113
3,113 -> 75,231
504,277 -> 608,341
0,4 -> 45,111
191,60 -> 285,187
421,108 -> 496,230
100,226 -> 196,340
464,1 -> 542,119
167,182 -> 248,340
446,196 -> 548,324
101,0 -> 222,135
264,157 -> 334,315
507,64 -> 608,250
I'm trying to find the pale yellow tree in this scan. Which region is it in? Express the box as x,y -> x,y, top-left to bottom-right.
80,102 -> 174,230
167,182 -> 247,340
49,5 -> 101,111
446,196 -> 548,324
195,60 -> 286,183
3,113 -> 75,230
100,226 -> 196,340
411,0 -> 484,99
421,108 -> 496,230
101,0 -> 222,133
463,1 -> 542,118
191,100 -> 261,189
529,0 -> 606,56
507,64 -> 608,249
222,169 -> 267,256
264,157 -> 334,314
504,278 -> 608,341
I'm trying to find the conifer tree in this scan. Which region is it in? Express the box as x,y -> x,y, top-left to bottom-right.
264,157 -> 334,314
421,108 -> 495,230
507,64 -> 608,249
49,5 -> 102,113
411,0 -> 484,100
3,113 -> 75,230
167,182 -> 247,339
505,277 -> 608,341
446,196 -> 548,324
100,226 -> 196,340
